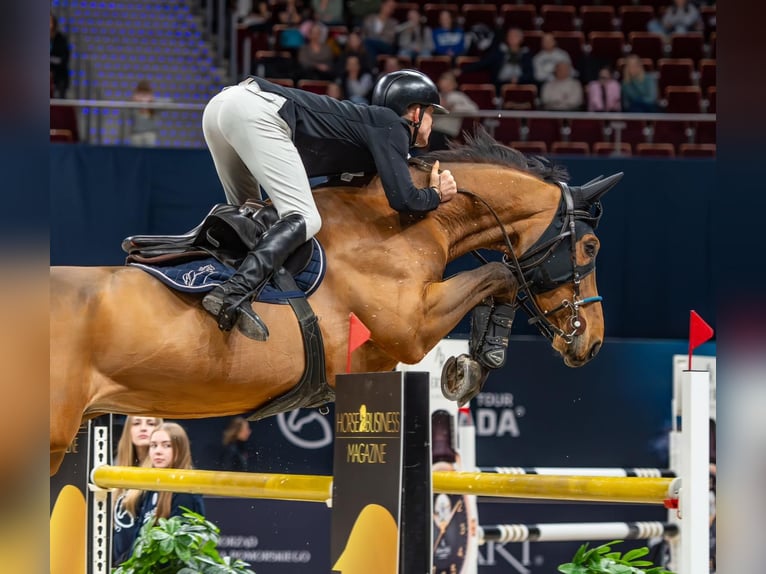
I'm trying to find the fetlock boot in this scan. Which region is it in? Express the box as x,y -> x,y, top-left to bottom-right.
469,300 -> 516,370
202,213 -> 307,341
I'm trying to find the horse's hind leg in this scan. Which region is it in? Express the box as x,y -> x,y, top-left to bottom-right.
50,407 -> 86,476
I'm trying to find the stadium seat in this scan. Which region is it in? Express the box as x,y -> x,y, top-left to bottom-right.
265,77 -> 295,87
423,3 -> 458,28
462,4 -> 499,29
664,86 -> 702,114
254,50 -> 294,78
679,143 -> 715,157
415,55 -> 453,83
593,141 -> 631,156
500,4 -> 537,33
297,79 -> 331,94
619,6 -> 655,36
657,58 -> 694,95
524,118 -> 563,146
700,5 -> 716,41
392,2 -> 419,22
670,33 -> 704,63
627,32 -> 665,65
553,31 -> 585,68
565,119 -> 607,145
551,141 -> 590,155
501,83 -> 538,110
511,140 -> 548,154
455,56 -> 492,84
706,86 -> 716,114
522,30 -> 544,54
587,32 -> 626,68
490,117 -> 522,143
579,5 -> 616,37
651,120 -> 694,147
636,143 -> 676,157
461,83 -> 497,110
698,59 -> 716,93
607,119 -> 648,146
540,4 -> 576,32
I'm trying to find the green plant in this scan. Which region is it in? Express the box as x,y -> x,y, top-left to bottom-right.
558,540 -> 674,574
113,508 -> 256,574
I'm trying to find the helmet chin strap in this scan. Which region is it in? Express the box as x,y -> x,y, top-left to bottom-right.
406,106 -> 427,148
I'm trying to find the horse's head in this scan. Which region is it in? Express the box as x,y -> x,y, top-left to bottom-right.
513,172 -> 622,367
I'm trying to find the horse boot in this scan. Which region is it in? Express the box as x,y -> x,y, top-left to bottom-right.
202,213 -> 307,341
469,299 -> 516,370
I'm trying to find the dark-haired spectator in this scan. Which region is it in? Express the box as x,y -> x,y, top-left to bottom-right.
458,27 -> 533,90
220,417 -> 252,472
396,9 -> 434,60
340,54 -> 374,103
298,22 -> 336,80
128,80 -> 159,147
586,65 -> 621,112
621,54 -> 658,112
361,0 -> 399,59
431,71 -> 479,150
276,0 -> 305,25
540,61 -> 583,111
240,1 -> 273,32
532,33 -> 571,86
649,0 -> 702,36
374,55 -> 402,82
335,29 -> 375,78
50,13 -> 70,98
431,10 -> 466,58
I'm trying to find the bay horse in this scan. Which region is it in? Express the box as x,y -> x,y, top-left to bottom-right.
50,130 -> 621,475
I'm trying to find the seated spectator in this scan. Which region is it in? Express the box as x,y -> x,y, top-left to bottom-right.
312,0 -> 344,25
540,61 -> 583,111
532,33 -> 572,86
621,54 -> 658,112
431,71 -> 479,150
649,0 -> 702,36
128,80 -> 159,147
361,0 -> 399,60
335,30 -> 375,76
458,27 -> 533,91
50,12 -> 70,99
240,1 -> 273,32
276,0 -> 305,26
396,9 -> 434,60
586,65 -> 621,112
431,10 -> 466,58
298,21 -> 336,80
340,54 -> 374,103
374,55 -> 402,82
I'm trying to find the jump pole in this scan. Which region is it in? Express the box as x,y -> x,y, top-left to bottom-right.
91,466 -> 677,506
478,521 -> 679,544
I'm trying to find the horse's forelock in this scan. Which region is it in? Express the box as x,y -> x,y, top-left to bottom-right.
422,125 -> 570,184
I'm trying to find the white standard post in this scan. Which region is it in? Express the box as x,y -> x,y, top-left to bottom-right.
679,370 -> 710,574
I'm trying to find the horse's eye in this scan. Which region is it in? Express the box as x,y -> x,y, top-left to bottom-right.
584,241 -> 598,258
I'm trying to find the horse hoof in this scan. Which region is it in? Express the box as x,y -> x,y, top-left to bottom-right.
440,354 -> 488,405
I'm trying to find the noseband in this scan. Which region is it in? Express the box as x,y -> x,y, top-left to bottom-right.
462,182 -> 603,345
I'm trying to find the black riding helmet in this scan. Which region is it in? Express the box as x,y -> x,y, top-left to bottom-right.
371,69 -> 448,146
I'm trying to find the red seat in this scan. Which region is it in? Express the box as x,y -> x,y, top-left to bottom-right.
553,32 -> 585,67
461,4 -> 498,29
593,141 -> 631,156
587,32 -> 626,68
679,143 -> 715,158
297,79 -> 331,94
461,83 -> 497,110
551,141 -> 590,155
500,4 -> 537,33
565,119 -> 607,145
657,58 -> 694,95
524,118 -> 563,146
706,86 -> 716,114
50,129 -> 75,143
698,59 -> 716,93
511,140 -> 548,154
606,119 -> 648,146
670,33 -> 704,63
423,3 -> 458,28
540,4 -> 576,32
651,120 -> 693,147
415,55 -> 453,83
501,83 -> 538,110
627,32 -> 665,65
664,86 -> 702,114
392,2 -> 419,22
522,30 -> 544,54
619,6 -> 655,36
455,56 -> 492,84
636,143 -> 676,157
237,28 -> 270,75
580,6 -> 616,36
50,105 -> 80,142
695,117 -> 715,144
709,32 -> 716,58
491,117 -> 522,143
264,77 -> 295,87
254,50 -> 294,78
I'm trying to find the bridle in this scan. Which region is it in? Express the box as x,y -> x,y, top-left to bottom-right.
461,182 -> 604,345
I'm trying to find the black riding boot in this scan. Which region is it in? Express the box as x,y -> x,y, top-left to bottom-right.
202,213 -> 307,341
469,299 -> 516,370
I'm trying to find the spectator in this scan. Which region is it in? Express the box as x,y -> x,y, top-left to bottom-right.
361,0 -> 399,60
532,33 -> 572,86
540,61 -> 583,111
649,0 -> 702,36
113,423 -> 204,567
50,12 -> 70,99
375,55 -> 402,82
276,0 -> 305,26
347,0 -> 381,29
336,29 -> 375,75
431,71 -> 479,150
341,54 -> 375,103
326,81 -> 344,99
396,9 -> 434,60
241,1 -> 273,32
114,416 -> 163,467
220,416 -> 252,471
621,54 -> 658,112
312,0 -> 344,25
431,10 -> 466,58
128,80 -> 159,147
586,65 -> 621,111
458,27 -> 534,90
298,21 -> 336,80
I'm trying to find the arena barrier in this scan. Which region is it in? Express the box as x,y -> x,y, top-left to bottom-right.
478,521 -> 679,544
91,465 -> 677,506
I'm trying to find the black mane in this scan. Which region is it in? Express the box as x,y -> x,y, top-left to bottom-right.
420,125 -> 570,183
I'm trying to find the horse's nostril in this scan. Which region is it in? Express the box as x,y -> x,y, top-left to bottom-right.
589,341 -> 602,359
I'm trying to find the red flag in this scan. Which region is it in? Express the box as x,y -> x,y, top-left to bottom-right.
688,310 -> 714,370
347,312 -> 371,373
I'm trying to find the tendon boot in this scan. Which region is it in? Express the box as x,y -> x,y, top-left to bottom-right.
202,213 -> 307,341
469,299 -> 516,370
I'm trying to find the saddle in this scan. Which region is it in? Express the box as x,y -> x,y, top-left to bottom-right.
122,199 -> 313,276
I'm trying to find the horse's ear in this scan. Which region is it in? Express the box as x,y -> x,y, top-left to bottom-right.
572,172 -> 623,207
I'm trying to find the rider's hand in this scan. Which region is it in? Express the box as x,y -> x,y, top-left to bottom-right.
431,160 -> 457,203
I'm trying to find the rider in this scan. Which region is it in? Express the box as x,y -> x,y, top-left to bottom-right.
201,69 -> 459,341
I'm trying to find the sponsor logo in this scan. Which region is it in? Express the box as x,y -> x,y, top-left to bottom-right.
475,393 -> 526,437
277,409 -> 333,449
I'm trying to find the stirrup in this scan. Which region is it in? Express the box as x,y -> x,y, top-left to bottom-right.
202,291 -> 270,341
